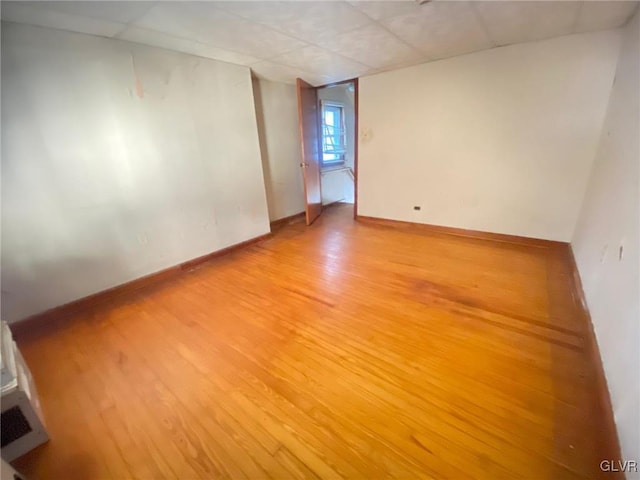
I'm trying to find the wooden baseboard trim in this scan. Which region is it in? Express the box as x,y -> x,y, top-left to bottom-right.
270,212 -> 306,231
323,200 -> 352,209
355,215 -> 567,249
9,232 -> 272,340
566,246 -> 623,471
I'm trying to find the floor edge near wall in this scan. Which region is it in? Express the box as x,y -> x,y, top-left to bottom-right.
355,215 -> 567,249
8,232 -> 273,340
269,212 -> 306,231
356,213 -> 624,473
566,245 -> 624,475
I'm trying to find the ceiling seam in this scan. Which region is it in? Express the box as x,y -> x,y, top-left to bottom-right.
346,1 -> 434,63
211,2 -> 374,73
114,24 -> 262,65
207,3 -> 315,63
249,59 -> 329,84
570,1 -> 585,34
114,1 -> 159,38
468,0 -> 498,48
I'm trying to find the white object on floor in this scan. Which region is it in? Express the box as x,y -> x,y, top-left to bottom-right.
1,321 -> 48,463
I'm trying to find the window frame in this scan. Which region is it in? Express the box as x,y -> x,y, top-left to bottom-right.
319,100 -> 347,168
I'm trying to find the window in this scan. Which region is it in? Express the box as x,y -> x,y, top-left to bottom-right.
321,102 -> 346,166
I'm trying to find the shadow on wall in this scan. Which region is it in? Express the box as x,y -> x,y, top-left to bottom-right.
0,191 -> 224,324
0,123 -> 181,323
0,117 -> 122,322
1,231 -> 130,324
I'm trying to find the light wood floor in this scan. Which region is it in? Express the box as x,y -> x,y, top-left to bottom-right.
13,204 -> 605,479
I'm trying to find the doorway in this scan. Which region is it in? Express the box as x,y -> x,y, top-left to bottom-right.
317,80 -> 357,216
297,78 -> 358,225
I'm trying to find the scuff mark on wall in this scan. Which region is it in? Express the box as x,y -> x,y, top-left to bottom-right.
130,53 -> 144,99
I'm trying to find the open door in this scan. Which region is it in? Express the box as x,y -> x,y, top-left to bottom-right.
296,78 -> 322,225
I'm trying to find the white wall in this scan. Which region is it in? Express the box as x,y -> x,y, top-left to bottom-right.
358,30 -> 621,241
572,11 -> 639,470
318,84 -> 355,205
252,78 -> 305,221
1,22 -> 270,323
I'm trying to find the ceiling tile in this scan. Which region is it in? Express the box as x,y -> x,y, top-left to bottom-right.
1,1 -> 125,37
215,1 -> 373,44
348,1 -> 424,21
474,1 -> 581,46
134,2 -> 307,58
117,26 -> 262,66
269,45 -> 370,80
574,1 -> 639,33
250,60 -> 329,86
380,1 -> 493,59
316,23 -> 425,69
10,1 -> 155,24
3,0 -> 637,87
365,57 -> 429,76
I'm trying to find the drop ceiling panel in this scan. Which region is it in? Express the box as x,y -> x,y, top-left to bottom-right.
134,2 -> 307,58
268,44 -> 371,80
117,26 -> 262,66
574,1 -> 639,32
348,1 -> 424,21
1,2 -> 125,37
1,1 -> 638,86
316,23 -> 425,69
13,1 -> 155,24
380,1 -> 494,59
215,1 -> 373,44
474,1 -> 581,46
250,60 -> 329,85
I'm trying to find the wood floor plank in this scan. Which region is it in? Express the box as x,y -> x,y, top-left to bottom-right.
12,204 -> 606,479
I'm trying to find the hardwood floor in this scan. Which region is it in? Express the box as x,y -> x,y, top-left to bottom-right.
12,204 -> 607,479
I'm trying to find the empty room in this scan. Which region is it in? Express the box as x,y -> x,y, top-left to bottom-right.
1,1 -> 638,478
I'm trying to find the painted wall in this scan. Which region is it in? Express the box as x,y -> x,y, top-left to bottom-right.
572,11 -> 639,470
358,30 -> 621,241
252,78 -> 305,221
318,84 -> 355,205
1,22 -> 270,323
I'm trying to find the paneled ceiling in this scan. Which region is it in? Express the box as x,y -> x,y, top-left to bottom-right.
2,1 -> 638,86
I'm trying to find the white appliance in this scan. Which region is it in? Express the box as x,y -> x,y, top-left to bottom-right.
1,321 -> 48,462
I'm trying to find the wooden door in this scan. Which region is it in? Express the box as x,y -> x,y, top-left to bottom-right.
296,78 -> 322,225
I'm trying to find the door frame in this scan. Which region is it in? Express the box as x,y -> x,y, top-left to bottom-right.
315,78 -> 359,220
